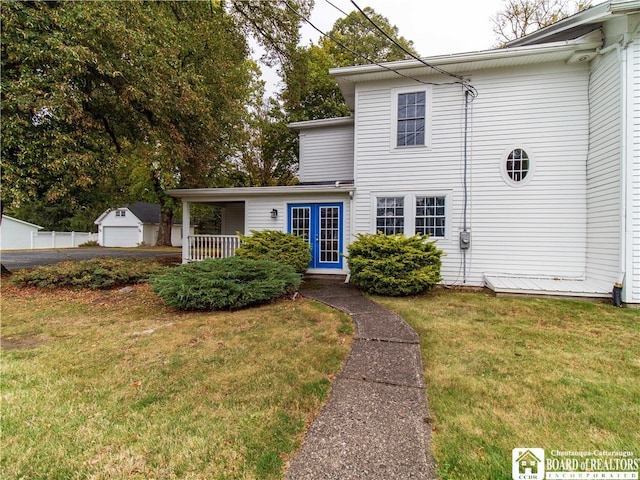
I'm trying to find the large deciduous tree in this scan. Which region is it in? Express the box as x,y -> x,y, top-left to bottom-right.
492,0 -> 591,44
2,0 -> 311,241
2,1 -> 252,241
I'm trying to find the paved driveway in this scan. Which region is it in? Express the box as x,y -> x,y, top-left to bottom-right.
0,247 -> 182,271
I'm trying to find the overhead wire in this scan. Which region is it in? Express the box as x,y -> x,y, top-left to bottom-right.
283,0 -> 464,88
349,0 -> 478,99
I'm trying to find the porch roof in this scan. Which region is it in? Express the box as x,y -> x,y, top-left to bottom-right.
167,183 -> 355,202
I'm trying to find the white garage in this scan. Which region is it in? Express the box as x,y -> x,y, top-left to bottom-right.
95,202 -> 190,247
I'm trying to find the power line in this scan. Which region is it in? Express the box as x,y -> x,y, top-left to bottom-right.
283,0 -> 463,89
349,0 -> 478,98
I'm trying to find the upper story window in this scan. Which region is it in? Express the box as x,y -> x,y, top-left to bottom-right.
501,146 -> 535,187
115,210 -> 126,217
392,86 -> 432,150
397,92 -> 425,147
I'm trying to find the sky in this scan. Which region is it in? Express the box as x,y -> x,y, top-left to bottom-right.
258,0 -> 507,93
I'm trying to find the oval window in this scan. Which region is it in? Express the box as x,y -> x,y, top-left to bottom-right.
501,147 -> 534,186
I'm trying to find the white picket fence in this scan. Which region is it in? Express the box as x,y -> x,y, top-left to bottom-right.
30,231 -> 98,249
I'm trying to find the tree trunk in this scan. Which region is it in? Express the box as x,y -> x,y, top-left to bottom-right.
156,208 -> 174,246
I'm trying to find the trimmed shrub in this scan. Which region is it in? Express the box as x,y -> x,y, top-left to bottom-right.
9,257 -> 168,289
235,230 -> 311,275
346,233 -> 443,296
150,256 -> 301,311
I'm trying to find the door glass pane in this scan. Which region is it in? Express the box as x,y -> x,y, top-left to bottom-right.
291,207 -> 310,242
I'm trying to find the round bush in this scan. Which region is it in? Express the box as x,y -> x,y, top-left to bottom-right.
346,233 -> 443,296
150,256 -> 301,311
235,230 -> 311,275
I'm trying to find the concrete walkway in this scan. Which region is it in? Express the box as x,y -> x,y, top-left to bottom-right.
286,278 -> 436,480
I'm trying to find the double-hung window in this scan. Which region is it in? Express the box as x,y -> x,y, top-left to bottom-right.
392,86 -> 431,149
397,92 -> 425,147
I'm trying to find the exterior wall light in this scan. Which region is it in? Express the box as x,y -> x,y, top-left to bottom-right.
271,209 -> 278,219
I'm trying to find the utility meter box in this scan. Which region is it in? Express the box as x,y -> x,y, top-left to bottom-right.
460,231 -> 471,250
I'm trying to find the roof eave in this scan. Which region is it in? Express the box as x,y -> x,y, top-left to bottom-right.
167,184 -> 356,201
288,116 -> 353,131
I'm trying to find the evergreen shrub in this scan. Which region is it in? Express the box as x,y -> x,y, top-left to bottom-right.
150,256 -> 301,311
346,233 -> 443,296
10,257 -> 168,289
235,230 -> 311,275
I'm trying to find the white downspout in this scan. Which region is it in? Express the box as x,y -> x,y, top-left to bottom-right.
622,37 -> 636,304
598,38 -> 630,304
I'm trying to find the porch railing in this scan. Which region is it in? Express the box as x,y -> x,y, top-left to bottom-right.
188,235 -> 241,261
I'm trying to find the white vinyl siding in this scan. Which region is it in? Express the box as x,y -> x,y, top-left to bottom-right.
353,62 -> 590,286
0,217 -> 42,250
586,48 -> 622,287
298,124 -> 354,183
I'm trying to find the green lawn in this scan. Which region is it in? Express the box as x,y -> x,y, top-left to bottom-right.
378,290 -> 640,480
3,281 -> 638,480
1,283 -> 352,479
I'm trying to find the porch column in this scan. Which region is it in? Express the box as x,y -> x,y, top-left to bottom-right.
182,200 -> 191,264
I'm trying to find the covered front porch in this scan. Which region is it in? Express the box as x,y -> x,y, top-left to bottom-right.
168,184 -> 355,273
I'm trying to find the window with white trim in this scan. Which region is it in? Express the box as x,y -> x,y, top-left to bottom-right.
375,193 -> 449,238
375,197 -> 404,235
501,147 -> 534,186
415,196 -> 446,237
115,210 -> 126,217
391,86 -> 431,150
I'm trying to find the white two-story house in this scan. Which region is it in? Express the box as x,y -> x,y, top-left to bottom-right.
169,0 -> 639,306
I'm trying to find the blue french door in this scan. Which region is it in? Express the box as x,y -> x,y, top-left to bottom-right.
288,203 -> 343,269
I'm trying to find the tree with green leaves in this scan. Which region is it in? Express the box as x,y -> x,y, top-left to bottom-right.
2,1 -> 253,241
2,0 -> 312,242
492,0 -> 592,44
282,6 -> 419,122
